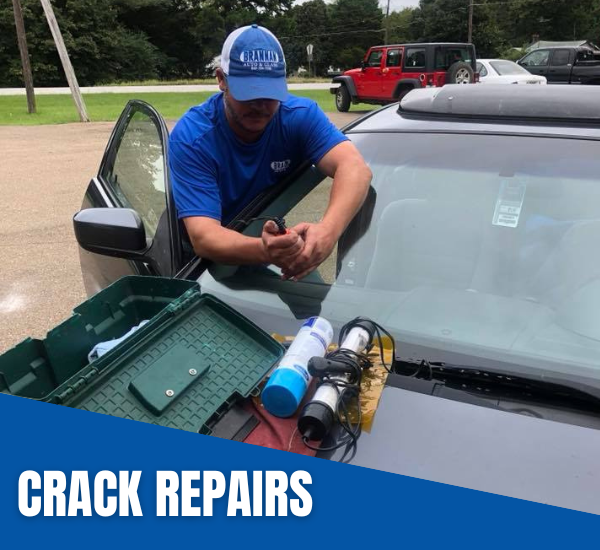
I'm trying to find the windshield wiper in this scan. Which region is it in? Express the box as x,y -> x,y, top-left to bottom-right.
393,358 -> 600,412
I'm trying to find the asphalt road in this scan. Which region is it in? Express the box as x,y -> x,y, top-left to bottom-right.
0,110 -> 363,353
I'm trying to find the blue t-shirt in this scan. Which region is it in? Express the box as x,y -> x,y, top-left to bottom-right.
169,93 -> 347,224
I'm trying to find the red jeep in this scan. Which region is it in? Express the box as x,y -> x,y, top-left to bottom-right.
331,43 -> 478,111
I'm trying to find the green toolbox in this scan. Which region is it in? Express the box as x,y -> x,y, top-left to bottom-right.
0,276 -> 284,434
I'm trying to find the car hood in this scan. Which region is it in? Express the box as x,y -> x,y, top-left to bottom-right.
324,383 -> 600,514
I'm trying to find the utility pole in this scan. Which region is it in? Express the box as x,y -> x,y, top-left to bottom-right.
468,0 -> 474,43
12,0 -> 36,114
384,0 -> 391,45
39,0 -> 89,122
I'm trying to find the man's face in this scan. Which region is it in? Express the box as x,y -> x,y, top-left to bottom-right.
217,69 -> 279,142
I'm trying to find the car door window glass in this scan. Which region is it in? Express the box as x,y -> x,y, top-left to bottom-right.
104,110 -> 166,239
386,49 -> 402,67
366,50 -> 383,67
405,48 -> 426,69
576,49 -> 597,64
523,50 -> 550,66
477,62 -> 488,77
435,47 -> 472,70
551,49 -> 571,66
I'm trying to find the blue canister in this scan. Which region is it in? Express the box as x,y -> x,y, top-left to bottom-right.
262,317 -> 334,417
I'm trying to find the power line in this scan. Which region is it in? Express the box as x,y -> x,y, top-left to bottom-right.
279,27 -> 384,40
279,20 -> 424,42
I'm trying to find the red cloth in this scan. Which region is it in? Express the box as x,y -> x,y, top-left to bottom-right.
243,381 -> 319,457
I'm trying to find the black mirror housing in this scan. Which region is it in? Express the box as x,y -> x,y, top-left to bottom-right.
73,208 -> 150,260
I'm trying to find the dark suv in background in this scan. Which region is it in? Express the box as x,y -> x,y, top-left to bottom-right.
518,45 -> 600,85
330,42 -> 477,111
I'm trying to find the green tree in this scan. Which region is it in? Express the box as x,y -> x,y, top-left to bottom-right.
116,0 -> 224,79
413,0 -> 468,42
328,0 -> 383,69
410,0 -> 510,57
4,0 -> 598,87
506,0 -> 600,45
276,0 -> 333,76
385,8 -> 420,44
0,0 -> 162,86
206,0 -> 293,33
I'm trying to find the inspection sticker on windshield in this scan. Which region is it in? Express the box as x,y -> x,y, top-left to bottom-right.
492,179 -> 527,228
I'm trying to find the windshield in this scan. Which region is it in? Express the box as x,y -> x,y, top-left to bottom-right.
490,60 -> 531,75
199,132 -> 600,383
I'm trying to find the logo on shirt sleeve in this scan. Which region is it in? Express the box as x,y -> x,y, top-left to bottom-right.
270,159 -> 291,173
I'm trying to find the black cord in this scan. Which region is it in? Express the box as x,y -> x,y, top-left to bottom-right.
301,316 -> 397,459
409,359 -> 433,379
237,216 -> 287,234
338,316 -> 396,373
302,382 -> 362,458
301,348 -> 365,456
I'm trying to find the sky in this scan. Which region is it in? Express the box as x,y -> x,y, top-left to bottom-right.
385,0 -> 420,10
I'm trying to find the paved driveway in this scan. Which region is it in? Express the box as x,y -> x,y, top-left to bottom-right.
0,111 -> 363,352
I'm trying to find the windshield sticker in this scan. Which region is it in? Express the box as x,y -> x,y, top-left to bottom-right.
344,257 -> 356,286
492,179 -> 527,228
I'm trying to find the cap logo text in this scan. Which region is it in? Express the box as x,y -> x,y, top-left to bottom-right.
240,49 -> 280,64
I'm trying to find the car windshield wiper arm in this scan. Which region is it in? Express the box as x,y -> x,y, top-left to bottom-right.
394,358 -> 600,411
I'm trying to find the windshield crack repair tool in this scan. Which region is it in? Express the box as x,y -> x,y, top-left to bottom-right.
298,317 -> 394,453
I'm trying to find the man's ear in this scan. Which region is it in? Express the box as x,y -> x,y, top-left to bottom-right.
216,68 -> 227,92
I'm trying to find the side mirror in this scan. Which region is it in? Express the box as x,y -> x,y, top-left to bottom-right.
361,60 -> 366,70
73,208 -> 152,261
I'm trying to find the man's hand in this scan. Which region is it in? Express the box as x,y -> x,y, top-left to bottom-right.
282,221 -> 337,280
261,220 -> 304,272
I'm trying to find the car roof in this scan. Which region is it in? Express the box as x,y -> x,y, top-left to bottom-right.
345,85 -> 600,140
528,45 -> 581,50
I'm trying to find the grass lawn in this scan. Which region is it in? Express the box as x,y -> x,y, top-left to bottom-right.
0,90 -> 377,125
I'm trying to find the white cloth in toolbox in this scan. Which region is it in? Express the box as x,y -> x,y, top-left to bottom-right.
88,320 -> 149,362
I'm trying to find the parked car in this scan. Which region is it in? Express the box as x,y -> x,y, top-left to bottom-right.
477,59 -> 546,84
518,45 -> 600,84
73,85 -> 600,514
330,42 -> 477,112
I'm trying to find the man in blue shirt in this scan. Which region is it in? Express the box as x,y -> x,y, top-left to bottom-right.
169,24 -> 371,280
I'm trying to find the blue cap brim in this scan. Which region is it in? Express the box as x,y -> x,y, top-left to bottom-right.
227,75 -> 288,102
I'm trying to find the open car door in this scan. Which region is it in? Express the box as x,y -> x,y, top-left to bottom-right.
75,100 -> 185,296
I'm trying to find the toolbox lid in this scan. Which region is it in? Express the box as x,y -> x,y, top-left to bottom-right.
0,276 -> 284,434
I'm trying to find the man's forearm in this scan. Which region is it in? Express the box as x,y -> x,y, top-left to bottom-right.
321,160 -> 372,239
190,225 -> 269,264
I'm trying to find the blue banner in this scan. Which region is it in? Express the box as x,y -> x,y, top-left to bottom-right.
0,394 -> 597,549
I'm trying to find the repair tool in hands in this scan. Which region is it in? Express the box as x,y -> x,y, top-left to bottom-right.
237,216 -> 305,281
298,317 -> 396,458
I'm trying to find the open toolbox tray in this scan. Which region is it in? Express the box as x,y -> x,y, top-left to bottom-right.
0,276 -> 284,434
